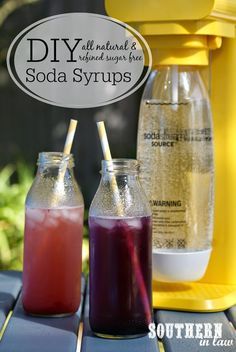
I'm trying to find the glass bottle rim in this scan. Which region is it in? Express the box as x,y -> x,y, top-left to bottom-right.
101,158 -> 139,175
37,152 -> 75,167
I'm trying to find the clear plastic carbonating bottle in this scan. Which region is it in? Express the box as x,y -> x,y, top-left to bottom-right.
137,66 -> 214,282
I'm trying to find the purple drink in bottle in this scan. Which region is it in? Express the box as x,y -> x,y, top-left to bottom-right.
89,159 -> 152,338
89,215 -> 152,336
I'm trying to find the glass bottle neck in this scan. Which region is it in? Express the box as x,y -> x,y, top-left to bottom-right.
101,173 -> 139,183
101,159 -> 139,177
37,152 -> 74,175
89,159 -> 151,217
26,152 -> 83,209
100,159 -> 140,190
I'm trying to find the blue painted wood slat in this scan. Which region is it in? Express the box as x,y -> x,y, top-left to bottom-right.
1,271 -> 235,352
226,306 -> 236,329
0,271 -> 22,331
0,277 -> 86,352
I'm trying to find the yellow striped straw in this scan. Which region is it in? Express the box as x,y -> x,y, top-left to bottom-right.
52,118 -> 78,206
96,121 -> 123,216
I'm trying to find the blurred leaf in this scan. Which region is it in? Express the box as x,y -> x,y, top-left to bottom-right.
0,163 -> 32,269
0,229 -> 11,263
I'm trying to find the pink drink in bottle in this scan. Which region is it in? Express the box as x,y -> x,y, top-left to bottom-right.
22,152 -> 84,316
23,206 -> 83,315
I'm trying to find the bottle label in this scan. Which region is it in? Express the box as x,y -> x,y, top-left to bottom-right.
143,128 -> 212,147
151,199 -> 186,249
137,100 -> 214,251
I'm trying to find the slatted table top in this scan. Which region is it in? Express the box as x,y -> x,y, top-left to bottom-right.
0,271 -> 235,352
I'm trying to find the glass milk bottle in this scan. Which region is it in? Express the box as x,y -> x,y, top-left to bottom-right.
22,152 -> 84,315
89,159 -> 152,338
137,66 -> 214,282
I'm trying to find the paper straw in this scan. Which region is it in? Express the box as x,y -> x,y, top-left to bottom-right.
96,121 -> 123,216
63,119 -> 78,154
96,121 -> 151,325
52,119 -> 78,205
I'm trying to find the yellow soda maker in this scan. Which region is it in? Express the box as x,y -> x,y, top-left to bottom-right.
105,0 -> 236,312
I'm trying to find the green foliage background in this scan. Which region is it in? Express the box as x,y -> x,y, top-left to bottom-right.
0,164 -> 89,274
0,163 -> 32,269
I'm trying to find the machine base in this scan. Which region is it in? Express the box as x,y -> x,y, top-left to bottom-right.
153,281 -> 236,312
